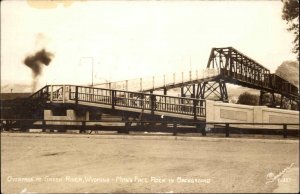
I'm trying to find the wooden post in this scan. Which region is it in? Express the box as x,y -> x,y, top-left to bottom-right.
225,123 -> 230,137
69,86 -> 71,100
173,123 -> 177,136
150,91 -> 155,115
80,121 -> 86,133
63,85 -> 65,103
75,86 -> 78,105
50,85 -> 53,102
124,121 -> 130,134
193,99 -> 197,120
283,124 -> 287,138
141,93 -> 144,108
45,86 -> 49,99
201,123 -> 206,136
111,90 -> 115,109
42,120 -> 46,132
192,84 -> 195,98
140,78 -> 142,91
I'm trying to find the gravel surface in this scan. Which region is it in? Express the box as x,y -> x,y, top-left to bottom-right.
1,133 -> 299,193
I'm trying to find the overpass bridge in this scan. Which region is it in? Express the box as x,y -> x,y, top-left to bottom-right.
1,47 -> 299,132
95,47 -> 299,107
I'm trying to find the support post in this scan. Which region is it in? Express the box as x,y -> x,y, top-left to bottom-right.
63,85 -> 65,103
197,123 -> 206,136
111,90 -> 115,109
150,91 -> 156,115
283,124 -> 287,138
192,84 -> 195,98
173,123 -> 177,136
124,121 -> 130,134
42,120 -> 46,132
45,86 -> 49,99
141,93 -> 144,108
181,87 -> 184,97
50,85 -> 53,102
119,117 -> 130,134
69,86 -> 71,100
75,86 -> 78,105
193,99 -> 197,121
80,121 -> 86,133
225,123 -> 229,137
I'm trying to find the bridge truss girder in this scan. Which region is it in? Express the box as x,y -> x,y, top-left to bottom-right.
181,79 -> 229,103
260,90 -> 299,110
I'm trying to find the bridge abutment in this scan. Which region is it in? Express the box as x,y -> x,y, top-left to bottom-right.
44,109 -> 90,133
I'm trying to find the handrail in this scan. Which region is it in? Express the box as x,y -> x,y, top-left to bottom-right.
29,85 -> 206,118
69,85 -> 206,101
72,85 -> 206,117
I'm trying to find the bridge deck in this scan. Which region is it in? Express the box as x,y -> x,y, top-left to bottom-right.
56,100 -> 202,121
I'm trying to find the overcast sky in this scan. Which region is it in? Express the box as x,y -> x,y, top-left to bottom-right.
1,0 -> 296,90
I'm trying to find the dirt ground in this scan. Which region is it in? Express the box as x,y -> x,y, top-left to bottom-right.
1,133 -> 299,193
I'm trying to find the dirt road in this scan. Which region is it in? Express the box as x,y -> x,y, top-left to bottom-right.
1,133 -> 299,193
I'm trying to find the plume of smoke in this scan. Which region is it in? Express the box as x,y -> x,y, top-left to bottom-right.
24,49 -> 54,92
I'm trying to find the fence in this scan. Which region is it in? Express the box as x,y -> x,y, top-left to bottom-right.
1,119 -> 299,138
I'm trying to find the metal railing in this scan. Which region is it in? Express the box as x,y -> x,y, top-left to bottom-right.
67,85 -> 206,118
26,84 -> 207,118
93,68 -> 220,91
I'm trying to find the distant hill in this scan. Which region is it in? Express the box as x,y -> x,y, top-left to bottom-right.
275,61 -> 299,87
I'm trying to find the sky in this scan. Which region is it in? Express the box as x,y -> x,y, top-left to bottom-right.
1,0 -> 297,91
